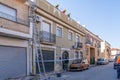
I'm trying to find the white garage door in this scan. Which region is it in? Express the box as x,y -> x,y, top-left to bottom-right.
0,46 -> 27,80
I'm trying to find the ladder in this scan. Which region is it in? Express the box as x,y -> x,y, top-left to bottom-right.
33,15 -> 47,80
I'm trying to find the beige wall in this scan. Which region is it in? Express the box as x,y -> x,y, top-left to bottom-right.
36,0 -> 85,35
0,36 -> 28,47
0,18 -> 29,33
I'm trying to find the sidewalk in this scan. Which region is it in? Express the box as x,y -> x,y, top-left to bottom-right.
90,64 -> 97,68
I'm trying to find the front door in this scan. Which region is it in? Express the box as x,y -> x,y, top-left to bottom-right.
90,48 -> 95,64
62,51 -> 69,71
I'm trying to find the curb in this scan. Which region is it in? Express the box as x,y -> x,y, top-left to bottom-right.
90,65 -> 97,68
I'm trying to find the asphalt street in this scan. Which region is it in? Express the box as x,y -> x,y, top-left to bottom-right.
63,62 -> 117,80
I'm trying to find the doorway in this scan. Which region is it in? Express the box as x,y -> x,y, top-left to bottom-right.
62,51 -> 69,70
90,48 -> 95,64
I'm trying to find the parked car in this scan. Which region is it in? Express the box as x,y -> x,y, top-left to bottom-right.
114,54 -> 120,69
109,58 -> 114,62
97,58 -> 109,65
68,58 -> 89,71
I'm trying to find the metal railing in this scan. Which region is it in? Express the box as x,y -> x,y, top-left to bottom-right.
76,42 -> 83,48
40,31 -> 56,44
0,11 -> 29,26
86,39 -> 91,44
72,42 -> 83,49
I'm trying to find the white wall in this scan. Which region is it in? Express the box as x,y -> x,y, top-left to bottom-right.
101,42 -> 105,53
111,51 -> 117,55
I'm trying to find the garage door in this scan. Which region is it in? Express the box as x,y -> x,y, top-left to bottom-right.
0,46 -> 27,80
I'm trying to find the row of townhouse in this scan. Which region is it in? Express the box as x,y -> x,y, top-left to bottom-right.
0,0 -> 111,79
85,29 -> 111,64
85,28 -> 103,64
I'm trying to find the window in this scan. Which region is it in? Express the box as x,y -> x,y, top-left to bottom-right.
0,4 -> 16,21
42,21 -> 51,42
94,40 -> 96,47
90,38 -> 92,43
98,50 -> 100,56
56,26 -> 62,37
86,33 -> 89,43
80,51 -> 83,58
68,31 -> 72,41
86,48 -> 89,55
75,51 -> 79,59
76,35 -> 80,42
42,21 -> 51,32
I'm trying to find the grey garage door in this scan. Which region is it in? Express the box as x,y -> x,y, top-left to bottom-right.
0,46 -> 27,80
36,50 -> 54,73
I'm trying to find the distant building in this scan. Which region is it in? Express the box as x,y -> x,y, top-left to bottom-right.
111,48 -> 120,59
85,28 -> 103,64
100,41 -> 111,60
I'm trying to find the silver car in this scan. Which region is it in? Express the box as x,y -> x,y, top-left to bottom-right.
97,58 -> 109,65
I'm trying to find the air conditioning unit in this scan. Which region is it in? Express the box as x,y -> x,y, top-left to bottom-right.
36,15 -> 41,23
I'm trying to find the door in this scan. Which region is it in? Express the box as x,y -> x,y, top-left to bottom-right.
0,46 -> 27,80
62,51 -> 69,70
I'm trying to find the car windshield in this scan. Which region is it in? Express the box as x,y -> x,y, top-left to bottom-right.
98,58 -> 104,61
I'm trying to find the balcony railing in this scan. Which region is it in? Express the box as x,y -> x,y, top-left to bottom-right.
40,31 -> 56,44
72,42 -> 83,49
77,42 -> 83,48
0,11 -> 29,26
86,39 -> 91,44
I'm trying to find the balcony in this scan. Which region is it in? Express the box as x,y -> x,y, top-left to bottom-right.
86,39 -> 91,45
40,31 -> 56,44
72,42 -> 83,49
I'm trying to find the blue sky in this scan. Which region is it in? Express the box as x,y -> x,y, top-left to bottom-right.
47,0 -> 120,48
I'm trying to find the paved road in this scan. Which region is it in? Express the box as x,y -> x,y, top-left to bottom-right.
63,62 -> 117,80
